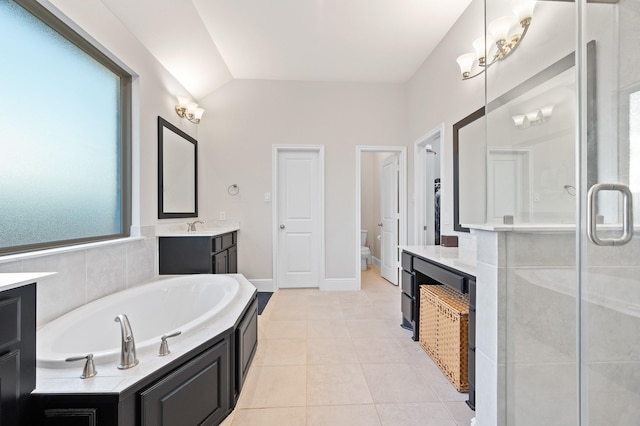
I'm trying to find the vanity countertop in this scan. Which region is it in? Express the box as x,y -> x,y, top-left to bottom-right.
400,245 -> 477,277
0,272 -> 56,292
155,226 -> 240,238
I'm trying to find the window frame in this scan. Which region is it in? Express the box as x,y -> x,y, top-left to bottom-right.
1,0 -> 132,255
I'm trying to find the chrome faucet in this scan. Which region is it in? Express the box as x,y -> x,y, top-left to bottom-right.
186,220 -> 204,232
114,314 -> 139,369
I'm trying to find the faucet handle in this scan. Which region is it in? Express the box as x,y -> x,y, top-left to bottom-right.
65,353 -> 97,379
158,331 -> 182,356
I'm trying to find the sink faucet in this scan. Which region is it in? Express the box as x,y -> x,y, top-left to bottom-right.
114,314 -> 138,369
186,220 -> 204,232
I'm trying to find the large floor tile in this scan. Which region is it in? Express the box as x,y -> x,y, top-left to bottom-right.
375,402 -> 458,426
307,404 -> 381,426
307,364 -> 373,406
236,365 -> 307,408
353,337 -> 411,364
254,338 -> 307,366
262,319 -> 308,340
232,407 -> 306,426
362,363 -> 440,403
307,338 -> 359,365
307,319 -> 350,338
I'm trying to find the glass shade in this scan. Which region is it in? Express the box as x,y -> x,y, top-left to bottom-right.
512,115 -> 526,127
456,53 -> 476,76
488,15 -> 516,41
541,104 -> 554,118
176,95 -> 190,108
193,107 -> 205,120
186,101 -> 198,114
473,35 -> 495,61
512,0 -> 536,23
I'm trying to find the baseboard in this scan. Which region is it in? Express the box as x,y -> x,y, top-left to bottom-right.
320,278 -> 358,291
372,256 -> 381,268
249,279 -> 276,292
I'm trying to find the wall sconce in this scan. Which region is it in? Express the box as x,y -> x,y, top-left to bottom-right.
456,1 -> 536,80
175,96 -> 205,124
512,104 -> 554,129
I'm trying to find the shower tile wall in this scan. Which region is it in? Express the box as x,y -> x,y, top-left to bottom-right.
475,229 -> 577,426
0,227 -> 156,327
476,228 -> 640,425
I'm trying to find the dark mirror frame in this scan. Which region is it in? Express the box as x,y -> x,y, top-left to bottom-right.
158,116 -> 198,219
453,40 -> 596,232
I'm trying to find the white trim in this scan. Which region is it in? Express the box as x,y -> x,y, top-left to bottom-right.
414,124 -> 445,246
355,146 -> 407,290
249,279 -> 276,292
322,278 -> 358,291
272,145 -> 326,291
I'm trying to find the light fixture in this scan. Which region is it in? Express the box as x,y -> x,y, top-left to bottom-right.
456,1 -> 536,80
511,104 -> 554,129
175,95 -> 205,124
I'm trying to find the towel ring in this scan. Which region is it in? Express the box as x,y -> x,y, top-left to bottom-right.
227,184 -> 240,196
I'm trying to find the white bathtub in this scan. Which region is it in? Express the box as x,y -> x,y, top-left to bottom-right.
37,274 -> 240,369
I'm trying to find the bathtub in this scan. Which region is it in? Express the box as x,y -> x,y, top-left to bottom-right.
37,274 -> 240,369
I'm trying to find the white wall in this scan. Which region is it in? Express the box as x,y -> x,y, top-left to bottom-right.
0,0 -> 199,325
197,80 -> 407,282
406,0 -> 485,248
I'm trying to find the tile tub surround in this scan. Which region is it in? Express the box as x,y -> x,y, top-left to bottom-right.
0,231 -> 156,327
34,273 -> 256,395
224,266 -> 475,426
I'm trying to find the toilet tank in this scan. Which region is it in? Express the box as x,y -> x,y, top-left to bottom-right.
361,229 -> 368,246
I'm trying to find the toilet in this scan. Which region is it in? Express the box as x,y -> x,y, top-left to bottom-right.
361,230 -> 372,271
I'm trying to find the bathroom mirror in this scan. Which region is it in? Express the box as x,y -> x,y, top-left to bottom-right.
158,116 -> 198,219
453,41 -> 596,231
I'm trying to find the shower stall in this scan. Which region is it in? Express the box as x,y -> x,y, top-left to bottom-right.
470,0 -> 640,424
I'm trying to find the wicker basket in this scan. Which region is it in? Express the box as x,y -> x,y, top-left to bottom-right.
419,285 -> 469,392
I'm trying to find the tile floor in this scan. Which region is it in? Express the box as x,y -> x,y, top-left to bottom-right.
222,266 -> 475,426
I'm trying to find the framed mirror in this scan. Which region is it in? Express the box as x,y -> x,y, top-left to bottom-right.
453,41 -> 596,231
158,116 -> 198,219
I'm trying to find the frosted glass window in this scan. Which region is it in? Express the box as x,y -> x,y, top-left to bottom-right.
0,1 -> 131,253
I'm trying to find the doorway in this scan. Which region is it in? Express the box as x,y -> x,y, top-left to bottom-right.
272,145 -> 325,289
356,146 -> 407,289
414,125 -> 444,246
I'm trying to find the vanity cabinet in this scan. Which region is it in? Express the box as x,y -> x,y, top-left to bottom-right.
159,231 -> 238,275
234,298 -> 257,401
140,339 -> 230,425
0,283 -> 36,426
401,249 -> 476,410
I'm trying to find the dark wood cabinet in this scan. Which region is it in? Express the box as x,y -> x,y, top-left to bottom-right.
159,231 -> 238,275
141,339 -> 230,426
0,283 -> 36,426
234,299 -> 257,402
400,250 -> 476,410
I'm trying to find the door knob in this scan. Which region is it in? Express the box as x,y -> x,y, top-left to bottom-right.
280,224 -> 285,229
378,223 -> 383,227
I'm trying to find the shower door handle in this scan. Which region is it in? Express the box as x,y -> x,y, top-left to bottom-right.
587,183 -> 633,246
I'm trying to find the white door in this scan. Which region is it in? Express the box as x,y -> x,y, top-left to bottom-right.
487,150 -> 531,222
276,149 -> 321,288
380,154 -> 399,285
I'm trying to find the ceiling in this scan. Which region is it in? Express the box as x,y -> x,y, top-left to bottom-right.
99,0 -> 472,99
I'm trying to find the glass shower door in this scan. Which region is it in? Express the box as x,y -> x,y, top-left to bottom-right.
580,0 -> 640,424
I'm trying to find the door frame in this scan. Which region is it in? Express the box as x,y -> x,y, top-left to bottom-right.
355,145 -> 407,290
272,145 -> 325,290
414,124 -> 445,246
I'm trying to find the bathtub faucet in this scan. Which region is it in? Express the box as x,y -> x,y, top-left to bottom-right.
114,314 -> 139,369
